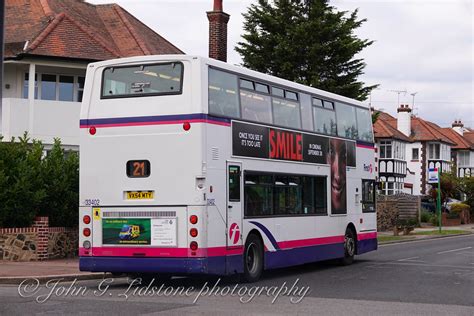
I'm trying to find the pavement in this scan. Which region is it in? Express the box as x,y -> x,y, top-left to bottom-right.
0,224 -> 472,284
0,259 -> 109,284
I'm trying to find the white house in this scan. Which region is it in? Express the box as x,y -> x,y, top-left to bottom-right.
1,0 -> 183,150
373,105 -> 464,195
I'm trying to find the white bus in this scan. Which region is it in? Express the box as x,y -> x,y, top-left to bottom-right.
79,55 -> 377,282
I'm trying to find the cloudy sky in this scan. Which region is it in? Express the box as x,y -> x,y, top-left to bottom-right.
90,0 -> 473,128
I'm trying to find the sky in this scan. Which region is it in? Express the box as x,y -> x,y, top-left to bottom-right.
89,0 -> 473,128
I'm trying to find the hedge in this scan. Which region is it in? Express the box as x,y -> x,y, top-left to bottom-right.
0,134 -> 79,228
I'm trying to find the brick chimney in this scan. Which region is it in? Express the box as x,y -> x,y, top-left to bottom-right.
452,119 -> 464,135
207,0 -> 230,62
397,104 -> 412,137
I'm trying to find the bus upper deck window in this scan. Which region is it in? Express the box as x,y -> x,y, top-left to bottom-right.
101,62 -> 183,99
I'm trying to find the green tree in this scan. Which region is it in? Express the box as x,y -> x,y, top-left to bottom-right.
458,176 -> 474,218
236,0 -> 377,101
429,172 -> 458,208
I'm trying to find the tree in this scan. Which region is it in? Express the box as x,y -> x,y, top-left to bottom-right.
236,0 -> 377,101
458,176 -> 474,218
429,172 -> 458,209
372,110 -> 380,124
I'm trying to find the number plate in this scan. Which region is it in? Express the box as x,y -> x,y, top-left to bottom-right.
126,191 -> 154,200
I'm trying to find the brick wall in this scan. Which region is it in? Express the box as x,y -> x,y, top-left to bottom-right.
0,217 -> 78,261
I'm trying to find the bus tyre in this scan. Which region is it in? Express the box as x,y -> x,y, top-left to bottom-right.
243,234 -> 264,283
340,228 -> 356,265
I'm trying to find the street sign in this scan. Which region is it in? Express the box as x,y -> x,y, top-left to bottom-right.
428,168 -> 439,184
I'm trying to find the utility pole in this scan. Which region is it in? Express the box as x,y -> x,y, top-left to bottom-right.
0,0 -> 5,108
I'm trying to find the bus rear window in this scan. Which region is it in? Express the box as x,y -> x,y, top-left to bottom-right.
101,62 -> 183,98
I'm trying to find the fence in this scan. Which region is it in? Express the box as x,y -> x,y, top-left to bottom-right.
377,194 -> 421,231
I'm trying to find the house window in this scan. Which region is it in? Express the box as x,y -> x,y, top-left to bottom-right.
59,75 -> 74,101
77,76 -> 85,102
23,73 -> 38,99
412,148 -> 419,160
428,143 -> 440,159
379,140 -> 392,159
458,151 -> 469,166
23,72 -> 85,102
41,74 -> 57,100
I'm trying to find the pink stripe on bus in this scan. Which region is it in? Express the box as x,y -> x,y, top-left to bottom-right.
88,245 -> 243,258
278,235 -> 345,250
356,144 -> 375,150
81,232 -> 376,258
357,232 -> 377,240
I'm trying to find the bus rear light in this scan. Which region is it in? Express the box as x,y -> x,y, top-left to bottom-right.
89,126 -> 96,135
83,228 -> 91,237
83,215 -> 91,224
190,215 -> 198,224
83,240 -> 91,249
190,241 -> 198,251
190,228 -> 198,237
183,122 -> 191,131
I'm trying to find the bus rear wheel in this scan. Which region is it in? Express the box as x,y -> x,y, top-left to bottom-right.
340,228 -> 356,265
242,234 -> 263,283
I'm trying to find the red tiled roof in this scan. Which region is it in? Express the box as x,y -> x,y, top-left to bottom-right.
463,131 -> 474,144
373,112 -> 411,142
4,0 -> 183,61
374,110 -> 456,145
441,128 -> 474,150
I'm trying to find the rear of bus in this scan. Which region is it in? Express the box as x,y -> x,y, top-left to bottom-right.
79,55 -> 210,275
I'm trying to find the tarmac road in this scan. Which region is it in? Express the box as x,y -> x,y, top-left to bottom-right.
0,234 -> 473,315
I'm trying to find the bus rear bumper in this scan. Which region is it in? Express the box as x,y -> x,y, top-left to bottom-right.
79,256 -> 231,275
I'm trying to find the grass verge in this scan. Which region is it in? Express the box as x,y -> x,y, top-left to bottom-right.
414,229 -> 471,236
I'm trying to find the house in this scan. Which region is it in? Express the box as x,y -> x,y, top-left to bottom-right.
373,110 -> 412,195
373,104 -> 458,195
1,0 -> 183,150
443,120 -> 474,178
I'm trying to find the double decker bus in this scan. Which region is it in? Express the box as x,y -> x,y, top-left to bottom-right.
79,55 -> 377,282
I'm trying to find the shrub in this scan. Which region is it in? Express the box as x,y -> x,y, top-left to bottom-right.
450,203 -> 470,214
420,211 -> 432,223
430,214 -> 439,226
0,135 -> 78,228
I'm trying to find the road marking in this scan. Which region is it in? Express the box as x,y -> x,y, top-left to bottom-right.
369,261 -> 474,270
397,256 -> 424,262
437,247 -> 472,255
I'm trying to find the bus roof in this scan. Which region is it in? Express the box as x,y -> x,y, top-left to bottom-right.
87,54 -> 369,109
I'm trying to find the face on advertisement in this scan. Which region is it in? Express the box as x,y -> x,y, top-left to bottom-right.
329,139 -> 347,213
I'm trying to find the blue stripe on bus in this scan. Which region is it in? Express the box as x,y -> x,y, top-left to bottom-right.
249,221 -> 281,251
79,113 -> 231,127
356,237 -> 378,255
79,237 -> 376,275
356,140 -> 375,148
265,242 -> 344,269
